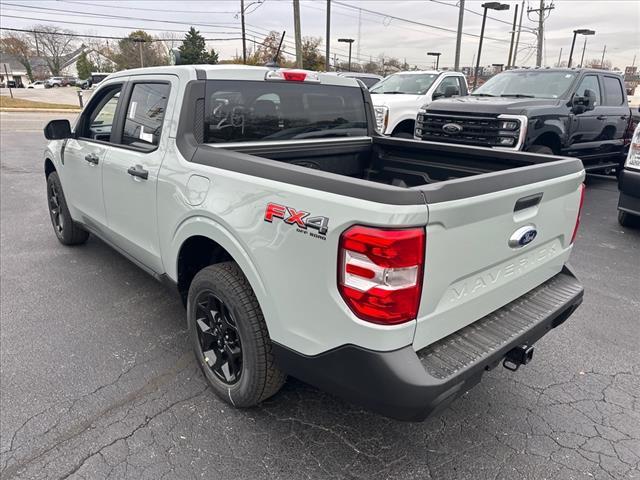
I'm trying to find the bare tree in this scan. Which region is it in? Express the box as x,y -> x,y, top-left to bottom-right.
0,33 -> 35,81
157,31 -> 181,62
34,25 -> 77,75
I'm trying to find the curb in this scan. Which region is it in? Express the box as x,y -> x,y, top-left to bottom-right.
0,107 -> 81,113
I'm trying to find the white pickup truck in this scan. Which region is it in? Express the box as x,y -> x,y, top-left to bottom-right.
43,65 -> 584,421
371,70 -> 468,137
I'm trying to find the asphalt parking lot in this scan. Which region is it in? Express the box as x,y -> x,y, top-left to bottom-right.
1,111 -> 638,480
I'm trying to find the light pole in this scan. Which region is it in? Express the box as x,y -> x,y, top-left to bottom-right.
568,29 -> 595,68
427,52 -> 441,70
473,2 -> 510,90
338,38 -> 354,71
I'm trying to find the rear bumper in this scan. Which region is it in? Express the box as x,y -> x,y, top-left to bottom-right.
274,266 -> 583,421
618,168 -> 640,216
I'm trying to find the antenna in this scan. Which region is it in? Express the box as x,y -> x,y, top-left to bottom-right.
266,31 -> 286,68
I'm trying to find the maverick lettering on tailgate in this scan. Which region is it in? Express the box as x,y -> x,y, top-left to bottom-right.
264,202 -> 329,237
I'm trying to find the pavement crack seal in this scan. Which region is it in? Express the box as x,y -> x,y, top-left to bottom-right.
0,351 -> 196,479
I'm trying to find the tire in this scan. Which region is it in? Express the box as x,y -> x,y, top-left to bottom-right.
618,210 -> 636,228
47,172 -> 89,245
187,262 -> 286,408
527,144 -> 554,155
53,84 -> 59,88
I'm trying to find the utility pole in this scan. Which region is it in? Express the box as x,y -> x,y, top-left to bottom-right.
293,0 -> 303,68
527,0 -> 554,67
556,47 -> 562,67
580,37 -> 587,67
600,45 -> 607,69
506,3 -> 519,69
454,0 -> 465,71
138,40 -> 144,68
325,0 -> 331,71
240,0 -> 247,64
33,30 -> 40,56
512,0 -> 524,67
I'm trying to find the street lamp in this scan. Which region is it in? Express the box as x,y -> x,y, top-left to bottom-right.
338,38 -> 355,72
427,52 -> 441,70
473,2 -> 510,90
568,29 -> 595,68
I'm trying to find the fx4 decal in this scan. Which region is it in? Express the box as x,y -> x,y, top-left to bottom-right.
264,202 -> 329,237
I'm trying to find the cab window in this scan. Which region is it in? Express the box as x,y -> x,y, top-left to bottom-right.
121,83 -> 171,149
575,75 -> 601,106
78,84 -> 122,142
602,76 -> 624,106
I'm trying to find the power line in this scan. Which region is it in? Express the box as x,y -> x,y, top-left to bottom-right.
332,0 -> 512,44
428,0 -> 514,26
58,0 -> 238,14
0,3 -> 241,28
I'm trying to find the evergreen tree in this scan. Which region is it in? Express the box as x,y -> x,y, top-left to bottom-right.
76,51 -> 95,80
178,27 -> 218,65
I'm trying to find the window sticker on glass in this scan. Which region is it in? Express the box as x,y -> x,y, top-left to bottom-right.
128,101 -> 137,119
139,127 -> 153,143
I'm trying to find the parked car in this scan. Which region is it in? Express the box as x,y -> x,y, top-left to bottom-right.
1,79 -> 22,88
329,71 -> 383,89
370,70 -> 468,137
27,80 -> 46,89
416,68 -> 639,173
45,77 -> 64,88
42,65 -> 585,421
618,123 -> 640,227
77,72 -> 110,90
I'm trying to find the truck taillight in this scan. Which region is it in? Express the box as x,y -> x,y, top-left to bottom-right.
338,226 -> 425,325
264,69 -> 320,82
570,183 -> 585,244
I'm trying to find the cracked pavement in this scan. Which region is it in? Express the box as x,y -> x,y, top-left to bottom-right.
1,112 -> 639,479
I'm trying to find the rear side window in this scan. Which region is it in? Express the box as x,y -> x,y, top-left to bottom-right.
203,80 -> 367,143
602,76 -> 624,106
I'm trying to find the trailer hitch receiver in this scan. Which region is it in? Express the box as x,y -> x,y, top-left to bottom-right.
503,344 -> 534,372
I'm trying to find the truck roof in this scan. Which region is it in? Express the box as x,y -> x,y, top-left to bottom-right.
105,64 -> 362,87
506,67 -> 622,75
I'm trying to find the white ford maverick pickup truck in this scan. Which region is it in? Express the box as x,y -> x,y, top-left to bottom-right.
43,65 -> 584,421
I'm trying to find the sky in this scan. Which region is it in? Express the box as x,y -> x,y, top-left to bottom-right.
1,0 -> 639,70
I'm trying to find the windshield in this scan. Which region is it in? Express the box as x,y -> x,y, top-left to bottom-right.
203,80 -> 367,143
370,73 -> 438,95
473,71 -> 577,99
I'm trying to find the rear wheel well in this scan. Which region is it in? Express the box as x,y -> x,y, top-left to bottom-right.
44,158 -> 56,177
177,236 -> 233,305
391,119 -> 416,136
530,132 -> 561,154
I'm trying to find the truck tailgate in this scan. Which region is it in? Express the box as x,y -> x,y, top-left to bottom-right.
413,164 -> 584,351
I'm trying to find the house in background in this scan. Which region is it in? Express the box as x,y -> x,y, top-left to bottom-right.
60,46 -> 117,78
0,52 -> 30,86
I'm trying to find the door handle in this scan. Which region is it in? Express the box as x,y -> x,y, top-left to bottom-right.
596,115 -> 607,120
84,153 -> 99,165
127,164 -> 149,180
620,116 -> 628,120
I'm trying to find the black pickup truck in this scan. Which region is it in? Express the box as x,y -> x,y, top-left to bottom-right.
415,68 -> 639,172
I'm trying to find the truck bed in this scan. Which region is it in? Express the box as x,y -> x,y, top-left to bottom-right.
207,136 -> 584,204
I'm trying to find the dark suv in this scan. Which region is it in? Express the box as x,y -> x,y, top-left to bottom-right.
416,68 -> 638,172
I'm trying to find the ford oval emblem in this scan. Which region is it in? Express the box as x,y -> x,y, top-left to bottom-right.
442,123 -> 463,134
509,225 -> 538,248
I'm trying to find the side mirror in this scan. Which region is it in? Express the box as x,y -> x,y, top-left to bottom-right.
572,88 -> 596,114
44,119 -> 72,140
443,85 -> 460,98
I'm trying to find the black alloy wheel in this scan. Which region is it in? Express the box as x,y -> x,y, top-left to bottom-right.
194,291 -> 243,384
48,180 -> 65,235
